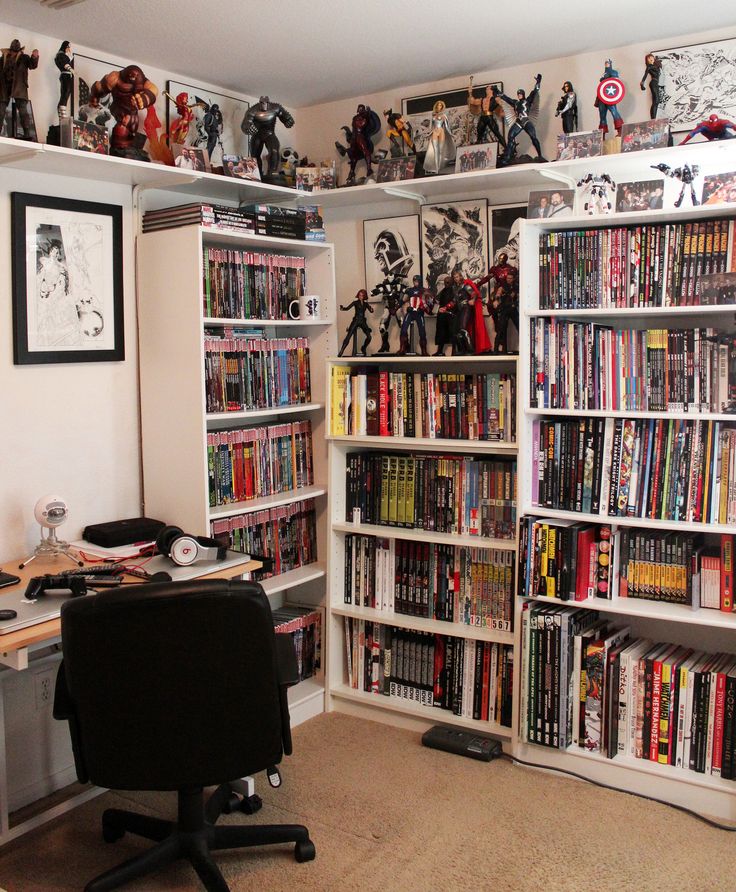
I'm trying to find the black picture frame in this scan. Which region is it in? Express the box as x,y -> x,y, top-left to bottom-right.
11,192 -> 124,365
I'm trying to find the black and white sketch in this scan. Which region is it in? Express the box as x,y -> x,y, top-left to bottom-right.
420,200 -> 488,295
656,38 -> 736,131
363,215 -> 421,294
12,193 -> 124,364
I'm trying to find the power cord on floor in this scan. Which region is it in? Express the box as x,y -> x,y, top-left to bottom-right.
499,752 -> 736,832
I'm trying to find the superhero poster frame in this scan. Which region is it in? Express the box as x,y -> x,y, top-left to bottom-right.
420,199 -> 488,296
362,215 -> 421,297
166,80 -> 250,167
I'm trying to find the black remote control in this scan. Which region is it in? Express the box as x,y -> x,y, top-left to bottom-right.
421,725 -> 503,762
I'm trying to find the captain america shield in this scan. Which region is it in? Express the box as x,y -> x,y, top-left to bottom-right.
597,77 -> 625,106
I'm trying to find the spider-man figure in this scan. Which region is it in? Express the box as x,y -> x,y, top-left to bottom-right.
680,114 -> 736,144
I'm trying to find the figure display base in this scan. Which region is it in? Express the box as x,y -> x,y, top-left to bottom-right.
262,172 -> 289,186
498,153 -> 547,168
602,136 -> 622,155
111,145 -> 150,163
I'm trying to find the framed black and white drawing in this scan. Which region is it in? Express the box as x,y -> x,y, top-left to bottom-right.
402,82 -> 503,153
420,200 -> 488,294
11,193 -> 124,365
363,215 -> 421,294
656,37 -> 736,131
489,203 -> 527,268
166,80 -> 250,167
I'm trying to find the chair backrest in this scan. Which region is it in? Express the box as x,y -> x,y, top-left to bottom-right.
58,579 -> 284,791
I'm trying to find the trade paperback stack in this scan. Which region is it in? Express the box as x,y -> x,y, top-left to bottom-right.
142,203 -> 256,234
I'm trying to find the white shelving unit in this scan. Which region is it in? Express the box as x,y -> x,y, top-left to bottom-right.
325,354 -> 519,735
137,223 -> 336,725
516,194 -> 736,818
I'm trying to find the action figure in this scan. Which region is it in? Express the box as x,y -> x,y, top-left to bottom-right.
651,162 -> 701,208
335,104 -> 381,185
640,53 -> 663,119
241,96 -> 295,181
555,81 -> 578,134
493,74 -> 545,167
477,253 -> 518,353
432,275 -> 457,356
595,60 -> 625,135
467,76 -> 506,149
202,102 -> 223,161
383,108 -> 415,156
451,271 -> 492,355
423,100 -> 456,175
89,64 -> 159,159
54,41 -> 73,121
338,289 -> 373,357
680,114 -> 736,144
371,273 -> 406,353
0,39 -> 39,140
398,276 -> 433,356
577,173 -> 616,215
164,90 -> 196,144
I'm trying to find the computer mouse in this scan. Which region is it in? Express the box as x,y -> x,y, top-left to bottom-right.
149,572 -> 172,583
0,610 -> 18,620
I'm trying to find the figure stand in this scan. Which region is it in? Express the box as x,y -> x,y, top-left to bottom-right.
19,526 -> 83,570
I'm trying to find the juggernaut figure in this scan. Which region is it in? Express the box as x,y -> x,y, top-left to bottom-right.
0,39 -> 40,140
241,96 -> 295,180
89,64 -> 158,158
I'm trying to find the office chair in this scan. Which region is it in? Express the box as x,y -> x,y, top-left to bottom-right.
53,579 -> 315,892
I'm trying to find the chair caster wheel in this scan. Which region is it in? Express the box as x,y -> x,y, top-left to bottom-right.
239,794 -> 262,815
295,839 -> 316,862
101,818 -> 124,843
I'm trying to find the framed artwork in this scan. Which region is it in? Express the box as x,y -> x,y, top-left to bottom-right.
555,130 -> 603,161
655,37 -> 736,131
616,179 -> 665,212
620,119 -> 671,153
454,143 -> 497,173
488,203 -> 527,268
362,215 -> 420,294
376,156 -> 416,183
420,199 -> 488,294
402,82 -> 502,152
528,189 -> 575,220
172,143 -> 210,172
166,80 -> 249,167
11,193 -> 124,365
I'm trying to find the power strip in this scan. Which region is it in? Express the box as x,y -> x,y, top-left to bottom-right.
421,725 -> 503,762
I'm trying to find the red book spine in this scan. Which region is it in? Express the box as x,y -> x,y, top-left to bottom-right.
378,371 -> 390,437
712,670 -> 727,776
649,658 -> 663,761
721,535 -> 733,612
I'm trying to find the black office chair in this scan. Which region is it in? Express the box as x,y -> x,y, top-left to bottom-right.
53,579 -> 315,892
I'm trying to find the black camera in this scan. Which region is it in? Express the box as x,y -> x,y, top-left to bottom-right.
24,574 -> 88,600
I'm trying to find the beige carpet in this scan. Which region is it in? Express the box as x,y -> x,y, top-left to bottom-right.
0,712 -> 734,891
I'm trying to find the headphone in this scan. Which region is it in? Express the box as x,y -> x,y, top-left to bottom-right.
155,525 -> 227,567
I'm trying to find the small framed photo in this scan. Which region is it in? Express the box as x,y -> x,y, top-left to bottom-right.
296,164 -> 337,191
616,179 -> 665,212
62,119 -> 109,154
702,171 -> 736,205
699,272 -> 736,305
454,143 -> 498,174
376,156 -> 417,183
555,130 -> 603,161
172,143 -> 210,172
222,154 -> 261,180
11,192 -> 124,365
620,119 -> 671,153
527,189 -> 575,219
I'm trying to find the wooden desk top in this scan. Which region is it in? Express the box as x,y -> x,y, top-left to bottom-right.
0,554 -> 262,655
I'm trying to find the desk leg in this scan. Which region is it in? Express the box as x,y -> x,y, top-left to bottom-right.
0,689 -> 9,838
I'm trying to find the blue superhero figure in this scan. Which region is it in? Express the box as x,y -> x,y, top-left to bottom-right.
595,59 -> 625,135
398,275 -> 433,355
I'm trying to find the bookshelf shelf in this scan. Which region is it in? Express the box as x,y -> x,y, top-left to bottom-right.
327,434 -> 517,454
526,408 -> 736,422
208,485 -> 328,520
520,506 -> 735,535
206,403 -> 324,424
329,354 -> 518,365
199,225 -> 334,252
332,521 -> 517,550
332,604 -> 514,644
203,316 -> 334,328
287,676 -> 325,728
527,306 -> 736,319
260,562 -> 327,597
330,684 -> 513,739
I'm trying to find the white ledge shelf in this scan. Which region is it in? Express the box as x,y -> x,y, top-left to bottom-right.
522,506 -> 736,535
526,408 -> 736,422
332,521 -> 516,550
332,604 -> 514,644
328,435 -> 516,454
204,316 -> 334,328
260,562 -> 326,596
208,485 -> 327,520
206,403 -> 324,423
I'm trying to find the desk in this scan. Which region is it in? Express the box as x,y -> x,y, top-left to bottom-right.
0,553 -> 262,845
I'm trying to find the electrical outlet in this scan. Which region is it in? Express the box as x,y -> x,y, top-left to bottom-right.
34,668 -> 55,711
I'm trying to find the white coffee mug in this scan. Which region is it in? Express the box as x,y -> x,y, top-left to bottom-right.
299,294 -> 320,319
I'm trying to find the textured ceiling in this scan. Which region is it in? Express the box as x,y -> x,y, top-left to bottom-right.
1,0 -> 735,106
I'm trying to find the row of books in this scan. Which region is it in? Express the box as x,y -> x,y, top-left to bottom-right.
344,452 -> 517,539
537,218 -> 736,309
207,420 -> 314,508
210,498 -> 318,579
204,335 -> 312,413
532,417 -> 736,524
343,534 -> 514,631
142,203 -> 324,242
519,517 -> 734,610
522,603 -> 736,780
272,604 -> 322,683
529,319 -> 734,413
343,618 -> 513,726
330,366 -> 516,442
202,248 -> 307,320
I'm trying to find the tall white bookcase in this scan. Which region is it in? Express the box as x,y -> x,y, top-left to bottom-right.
137,224 -> 336,725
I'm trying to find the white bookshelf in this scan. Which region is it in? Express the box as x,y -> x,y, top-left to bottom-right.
137,223 -> 336,722
516,190 -> 736,818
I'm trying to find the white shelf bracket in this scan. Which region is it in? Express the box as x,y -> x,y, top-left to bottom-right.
538,168 -> 578,190
381,186 -> 426,205
0,648 -> 28,671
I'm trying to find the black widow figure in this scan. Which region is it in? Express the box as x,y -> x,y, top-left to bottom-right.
338,290 -> 373,357
640,53 -> 663,119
